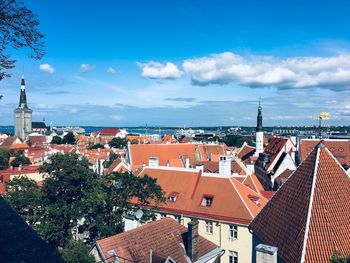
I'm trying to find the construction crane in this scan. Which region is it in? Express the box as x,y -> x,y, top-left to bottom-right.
312,112 -> 330,138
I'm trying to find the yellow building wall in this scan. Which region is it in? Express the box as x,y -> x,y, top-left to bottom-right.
154,213 -> 252,263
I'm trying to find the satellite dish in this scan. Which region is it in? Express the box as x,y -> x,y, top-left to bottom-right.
135,209 -> 143,220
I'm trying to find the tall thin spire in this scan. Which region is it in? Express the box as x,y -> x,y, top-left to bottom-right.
18,76 -> 28,109
256,97 -> 263,132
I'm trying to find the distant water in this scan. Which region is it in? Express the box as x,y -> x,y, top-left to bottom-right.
0,126 -> 176,136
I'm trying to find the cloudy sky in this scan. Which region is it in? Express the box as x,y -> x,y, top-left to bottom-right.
1,0 -> 350,127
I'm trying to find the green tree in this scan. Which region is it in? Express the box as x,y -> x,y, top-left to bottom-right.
5,153 -> 165,250
10,152 -> 31,167
5,177 -> 42,226
62,132 -> 76,145
87,143 -> 105,150
108,137 -> 127,148
51,136 -> 62,144
0,148 -> 10,170
60,240 -> 95,263
94,172 -> 165,238
103,151 -> 119,169
330,252 -> 350,263
0,0 -> 45,80
38,153 -> 106,248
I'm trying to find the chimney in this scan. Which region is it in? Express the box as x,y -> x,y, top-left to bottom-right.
187,219 -> 199,262
148,157 -> 159,167
196,163 -> 204,172
219,156 -> 231,177
256,244 -> 278,263
185,157 -> 190,168
246,161 -> 254,176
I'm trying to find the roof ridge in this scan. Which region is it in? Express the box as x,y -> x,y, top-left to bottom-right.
300,146 -> 320,263
229,178 -> 254,218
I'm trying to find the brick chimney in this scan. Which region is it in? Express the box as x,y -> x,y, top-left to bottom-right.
187,219 -> 199,262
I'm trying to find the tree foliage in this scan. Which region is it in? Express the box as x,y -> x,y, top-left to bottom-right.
5,176 -> 42,226
62,132 -> 76,145
330,252 -> 350,263
10,152 -> 31,167
87,143 -> 105,150
103,151 -> 119,168
0,148 -> 10,170
51,136 -> 63,144
0,0 -> 45,80
108,137 -> 127,148
6,153 -> 165,250
60,240 -> 95,263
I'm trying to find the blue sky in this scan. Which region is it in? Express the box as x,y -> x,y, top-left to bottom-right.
1,0 -> 350,126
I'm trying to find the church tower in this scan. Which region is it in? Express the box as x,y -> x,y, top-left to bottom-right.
14,76 -> 32,140
254,99 -> 264,156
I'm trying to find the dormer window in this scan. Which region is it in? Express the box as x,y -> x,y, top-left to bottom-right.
168,192 -> 179,202
201,195 -> 213,207
248,195 -> 260,206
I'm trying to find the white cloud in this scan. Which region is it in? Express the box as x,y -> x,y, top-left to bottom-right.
182,52 -> 350,90
111,115 -> 124,121
137,61 -> 182,79
80,64 -> 94,73
106,67 -> 117,74
39,63 -> 55,74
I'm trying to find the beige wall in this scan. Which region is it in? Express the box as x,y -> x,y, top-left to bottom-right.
154,213 -> 252,263
11,172 -> 44,182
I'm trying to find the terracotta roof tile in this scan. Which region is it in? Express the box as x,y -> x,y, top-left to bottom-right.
250,144 -> 350,263
300,139 -> 350,167
96,218 -> 219,263
139,167 -> 267,224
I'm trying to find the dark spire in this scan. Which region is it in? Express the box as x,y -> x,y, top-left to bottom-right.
256,98 -> 263,132
18,76 -> 28,109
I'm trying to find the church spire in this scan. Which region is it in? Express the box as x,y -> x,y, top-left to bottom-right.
256,97 -> 263,132
254,98 -> 264,156
18,75 -> 28,109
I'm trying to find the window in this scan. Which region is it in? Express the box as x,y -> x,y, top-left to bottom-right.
160,213 -> 167,218
168,192 -> 179,202
201,195 -> 213,207
229,251 -> 238,263
229,225 -> 238,239
205,221 -> 213,234
168,196 -> 176,202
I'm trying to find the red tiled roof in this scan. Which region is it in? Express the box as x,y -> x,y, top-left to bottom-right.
237,144 -> 255,163
263,137 -> 289,170
139,167 -> 267,224
0,136 -> 19,148
299,139 -> 350,166
276,169 -> 293,184
193,160 -> 245,175
242,173 -> 264,193
100,128 -> 121,136
10,143 -> 29,150
28,135 -> 46,147
249,144 -> 350,263
0,166 -> 41,183
96,218 -> 219,263
129,144 -> 202,169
